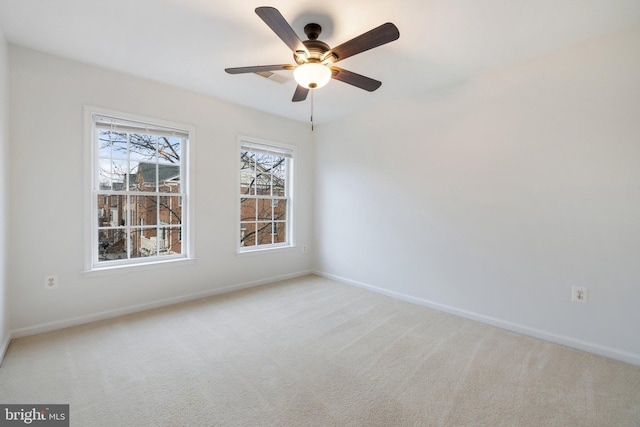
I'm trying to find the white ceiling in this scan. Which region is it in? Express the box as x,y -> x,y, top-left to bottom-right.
1,0 -> 639,124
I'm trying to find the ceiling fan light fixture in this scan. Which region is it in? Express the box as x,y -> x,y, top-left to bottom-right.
294,63 -> 331,89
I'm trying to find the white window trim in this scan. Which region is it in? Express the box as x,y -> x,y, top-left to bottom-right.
237,135 -> 295,254
83,106 -> 196,274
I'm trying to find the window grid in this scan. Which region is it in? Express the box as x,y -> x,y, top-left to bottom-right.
92,114 -> 188,267
239,143 -> 292,250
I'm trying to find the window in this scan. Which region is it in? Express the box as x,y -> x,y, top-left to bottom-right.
239,139 -> 293,251
87,109 -> 191,270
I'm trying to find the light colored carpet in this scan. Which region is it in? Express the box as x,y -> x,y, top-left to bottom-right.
1,275 -> 639,426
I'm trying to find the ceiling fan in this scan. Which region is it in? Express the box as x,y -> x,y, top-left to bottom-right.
225,6 -> 400,102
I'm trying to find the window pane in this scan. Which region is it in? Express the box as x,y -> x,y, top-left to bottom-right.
273,199 -> 287,222
98,131 -> 128,159
159,196 -> 182,225
130,228 -> 156,258
112,132 -> 128,158
257,199 -> 272,221
98,159 -> 113,190
273,222 -> 287,244
241,198 -> 256,222
257,222 -> 273,245
240,171 -> 255,195
241,223 -> 256,247
241,150 -> 254,171
113,160 -> 129,190
255,172 -> 271,195
130,161 -> 157,192
97,194 -> 126,227
273,159 -> 286,196
97,130 -> 114,159
131,195 -> 157,226
255,153 -> 271,169
158,137 -> 181,165
158,164 -> 181,193
129,133 -> 157,162
256,154 -> 276,173
99,159 -> 127,191
270,154 -> 284,167
98,229 -> 127,261
157,226 -> 182,256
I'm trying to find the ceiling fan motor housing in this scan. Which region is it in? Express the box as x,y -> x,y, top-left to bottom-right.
294,24 -> 337,65
295,40 -> 331,65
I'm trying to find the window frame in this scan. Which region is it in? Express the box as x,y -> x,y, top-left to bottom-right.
84,106 -> 195,273
237,136 -> 295,254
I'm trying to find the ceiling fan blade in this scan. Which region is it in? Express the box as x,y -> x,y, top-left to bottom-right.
225,64 -> 295,74
292,85 -> 309,102
330,67 -> 382,92
255,7 -> 309,56
327,23 -> 399,63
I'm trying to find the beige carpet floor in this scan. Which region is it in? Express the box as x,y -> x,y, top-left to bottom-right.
1,275 -> 639,426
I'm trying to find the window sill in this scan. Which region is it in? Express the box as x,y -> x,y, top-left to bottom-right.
236,245 -> 296,257
83,257 -> 196,277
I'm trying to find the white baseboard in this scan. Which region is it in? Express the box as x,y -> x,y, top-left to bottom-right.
10,270 -> 313,340
314,270 -> 640,367
0,331 -> 11,367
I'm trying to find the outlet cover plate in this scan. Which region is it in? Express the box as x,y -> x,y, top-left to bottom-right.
571,286 -> 588,303
44,275 -> 59,290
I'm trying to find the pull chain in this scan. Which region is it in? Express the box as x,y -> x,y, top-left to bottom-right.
310,89 -> 314,131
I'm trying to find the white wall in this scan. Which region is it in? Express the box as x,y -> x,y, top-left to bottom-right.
8,46 -> 313,334
0,25 -> 9,360
313,24 -> 640,365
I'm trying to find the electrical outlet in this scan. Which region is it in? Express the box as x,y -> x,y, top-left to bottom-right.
44,275 -> 59,290
571,286 -> 588,303
303,245 -> 307,252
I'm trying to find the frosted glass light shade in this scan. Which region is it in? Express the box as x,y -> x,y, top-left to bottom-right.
294,63 -> 331,89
